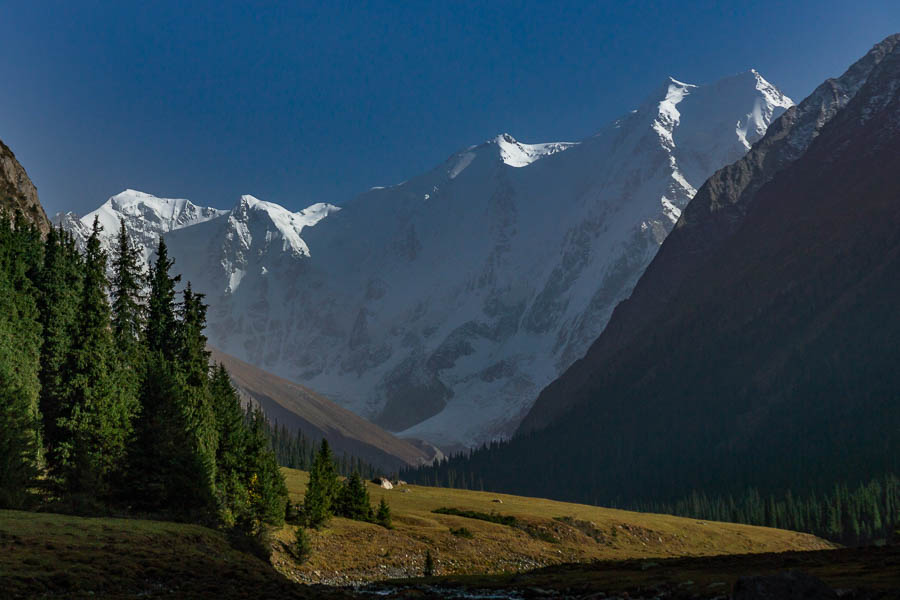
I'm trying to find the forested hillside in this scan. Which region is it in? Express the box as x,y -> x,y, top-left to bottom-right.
0,211 -> 287,533
402,35 -> 900,547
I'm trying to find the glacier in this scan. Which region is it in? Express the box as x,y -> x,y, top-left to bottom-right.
60,70 -> 792,450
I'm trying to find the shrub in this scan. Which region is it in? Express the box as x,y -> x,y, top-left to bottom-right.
424,549 -> 434,577
449,526 -> 473,538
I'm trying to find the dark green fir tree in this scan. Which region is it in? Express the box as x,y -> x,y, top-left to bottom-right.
0,214 -> 42,508
55,217 -> 137,503
303,439 -> 338,528
335,471 -> 372,521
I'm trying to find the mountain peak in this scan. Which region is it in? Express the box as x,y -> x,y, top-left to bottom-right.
490,133 -> 577,168
665,75 -> 694,88
226,194 -> 340,258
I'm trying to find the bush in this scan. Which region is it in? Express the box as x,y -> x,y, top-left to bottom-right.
424,549 -> 435,577
449,526 -> 473,538
432,507 -> 517,527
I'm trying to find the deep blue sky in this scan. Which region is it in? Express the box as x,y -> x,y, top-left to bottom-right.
1,1 -> 898,216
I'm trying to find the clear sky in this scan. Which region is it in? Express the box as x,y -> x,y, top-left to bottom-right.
1,1 -> 898,216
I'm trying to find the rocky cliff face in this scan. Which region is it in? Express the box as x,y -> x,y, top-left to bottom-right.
0,139 -> 49,233
519,33 -> 900,434
482,33 -> 900,503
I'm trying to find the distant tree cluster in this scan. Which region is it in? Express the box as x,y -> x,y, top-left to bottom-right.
402,444 -> 900,546
288,440 -> 392,563
0,212 -> 287,534
298,439 -> 392,529
265,423 -> 377,479
625,474 -> 900,546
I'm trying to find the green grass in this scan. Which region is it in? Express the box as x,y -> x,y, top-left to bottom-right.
0,469 -> 843,595
0,510 -> 348,599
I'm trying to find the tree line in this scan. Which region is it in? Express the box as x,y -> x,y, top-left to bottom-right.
623,474 -> 900,546
0,211 -> 287,535
401,444 -> 900,546
265,422 -> 378,480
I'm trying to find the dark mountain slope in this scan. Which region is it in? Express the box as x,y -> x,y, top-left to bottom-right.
0,138 -> 49,234
417,34 -> 900,505
520,33 -> 900,434
208,347 -> 437,471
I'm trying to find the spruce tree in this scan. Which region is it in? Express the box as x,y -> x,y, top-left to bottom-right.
293,526 -> 312,563
110,219 -> 145,372
303,439 -> 338,528
129,238 -> 215,520
375,497 -> 392,529
0,215 -> 42,507
210,364 -> 251,526
242,407 -> 288,531
144,236 -> 180,358
335,471 -> 372,521
55,217 -> 137,502
36,226 -> 82,465
174,283 -> 219,514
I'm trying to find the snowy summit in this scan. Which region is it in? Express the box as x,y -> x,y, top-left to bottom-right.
62,70 -> 792,449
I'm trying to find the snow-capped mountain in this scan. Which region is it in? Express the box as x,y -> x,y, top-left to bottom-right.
55,189 -> 227,262
62,70 -> 792,449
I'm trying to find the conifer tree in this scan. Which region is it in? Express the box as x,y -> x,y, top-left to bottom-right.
303,439 -> 338,528
0,215 -> 42,508
293,526 -> 312,563
55,217 -> 137,501
375,497 -> 392,529
210,364 -> 251,525
335,471 -> 372,521
110,219 -> 145,371
36,226 -> 82,463
175,283 -> 219,511
129,238 -> 215,520
144,237 -> 180,358
242,407 -> 288,531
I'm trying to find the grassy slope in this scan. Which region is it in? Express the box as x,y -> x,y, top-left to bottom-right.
0,473 -> 838,597
0,510 -> 348,600
208,347 -> 432,470
273,468 -> 833,585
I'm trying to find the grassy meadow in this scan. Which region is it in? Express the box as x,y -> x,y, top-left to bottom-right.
0,469 -> 840,597
274,468 -> 832,584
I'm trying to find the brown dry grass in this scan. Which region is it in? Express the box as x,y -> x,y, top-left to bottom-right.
274,468 -> 833,584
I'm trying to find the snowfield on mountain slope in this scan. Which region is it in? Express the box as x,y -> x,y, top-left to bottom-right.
62,70 -> 792,450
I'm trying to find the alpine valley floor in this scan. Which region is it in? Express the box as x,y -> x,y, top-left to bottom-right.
272,469 -> 831,585
7,471 -> 900,599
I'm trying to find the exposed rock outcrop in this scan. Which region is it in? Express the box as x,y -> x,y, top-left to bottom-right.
0,139 -> 49,233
